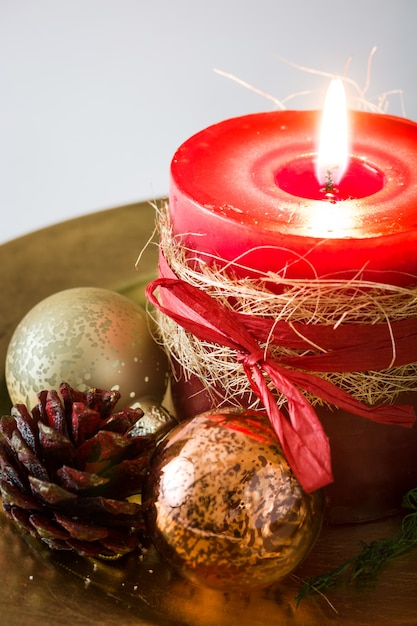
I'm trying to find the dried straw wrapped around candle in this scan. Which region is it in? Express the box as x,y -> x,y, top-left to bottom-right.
150,204 -> 417,412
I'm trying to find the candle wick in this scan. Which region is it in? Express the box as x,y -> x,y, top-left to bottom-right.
324,169 -> 334,193
320,170 -> 340,204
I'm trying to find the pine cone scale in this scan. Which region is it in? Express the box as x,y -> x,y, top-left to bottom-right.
78,430 -> 133,474
29,512 -> 70,540
54,512 -> 110,542
103,409 -> 140,433
0,440 -> 28,491
56,465 -> 110,493
45,390 -> 69,436
29,476 -> 77,506
9,505 -> 38,535
1,480 -> 41,511
102,456 -> 150,498
12,431 -> 49,482
65,539 -> 111,558
71,403 -> 102,445
99,530 -> 140,555
38,422 -> 76,468
75,495 -> 143,523
11,406 -> 38,453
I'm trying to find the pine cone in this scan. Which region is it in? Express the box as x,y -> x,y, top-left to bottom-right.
0,382 -> 157,558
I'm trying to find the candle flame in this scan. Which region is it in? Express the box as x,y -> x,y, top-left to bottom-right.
316,79 -> 349,188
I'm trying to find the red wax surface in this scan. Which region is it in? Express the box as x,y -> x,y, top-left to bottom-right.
275,156 -> 385,201
170,110 -> 417,285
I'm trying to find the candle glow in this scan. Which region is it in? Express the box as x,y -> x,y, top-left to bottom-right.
316,78 -> 349,189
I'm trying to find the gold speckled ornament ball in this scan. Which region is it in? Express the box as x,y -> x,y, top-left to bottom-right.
145,410 -> 323,591
6,287 -> 168,408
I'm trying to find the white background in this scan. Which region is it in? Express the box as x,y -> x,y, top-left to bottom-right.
2,0 -> 417,244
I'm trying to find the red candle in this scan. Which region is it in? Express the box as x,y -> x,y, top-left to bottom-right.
151,81 -> 417,520
169,91 -> 417,286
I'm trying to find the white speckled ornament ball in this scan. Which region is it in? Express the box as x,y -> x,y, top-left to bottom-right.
5,287 -> 168,409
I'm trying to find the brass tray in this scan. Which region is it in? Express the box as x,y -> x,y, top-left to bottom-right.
0,201 -> 416,625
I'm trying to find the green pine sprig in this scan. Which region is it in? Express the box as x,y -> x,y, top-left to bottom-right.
296,487 -> 417,606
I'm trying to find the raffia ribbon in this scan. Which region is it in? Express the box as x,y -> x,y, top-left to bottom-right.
146,252 -> 416,493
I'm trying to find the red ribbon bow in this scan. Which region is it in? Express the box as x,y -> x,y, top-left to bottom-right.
146,253 -> 416,493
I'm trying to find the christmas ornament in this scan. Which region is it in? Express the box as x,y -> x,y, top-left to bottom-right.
0,382 -> 162,558
144,409 -> 323,590
6,287 -> 168,410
